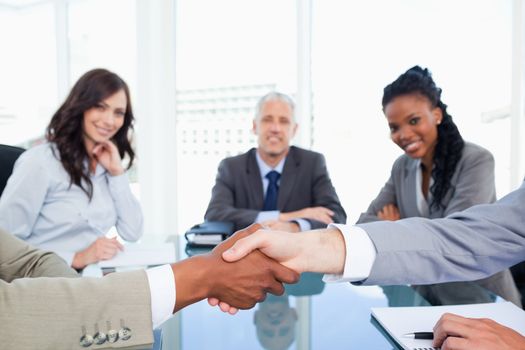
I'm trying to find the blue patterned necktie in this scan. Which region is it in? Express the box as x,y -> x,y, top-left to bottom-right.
263,170 -> 281,211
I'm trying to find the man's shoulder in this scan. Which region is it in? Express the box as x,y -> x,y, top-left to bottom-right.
220,148 -> 255,165
289,146 -> 324,161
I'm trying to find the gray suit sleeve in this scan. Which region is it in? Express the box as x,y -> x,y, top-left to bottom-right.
0,228 -> 78,281
0,270 -> 154,349
443,147 -> 496,216
307,154 -> 347,229
358,182 -> 525,286
204,159 -> 259,229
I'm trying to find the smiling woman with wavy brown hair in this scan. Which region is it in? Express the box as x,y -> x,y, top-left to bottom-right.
47,68 -> 136,199
0,68 -> 143,269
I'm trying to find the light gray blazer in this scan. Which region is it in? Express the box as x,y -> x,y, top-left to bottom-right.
358,181 -> 525,286
358,142 -> 496,222
357,142 -> 521,306
0,228 -> 154,349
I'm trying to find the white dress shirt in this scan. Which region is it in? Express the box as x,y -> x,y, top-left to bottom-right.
254,152 -> 311,231
0,143 -> 144,265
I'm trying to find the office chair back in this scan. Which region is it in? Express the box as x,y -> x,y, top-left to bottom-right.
0,144 -> 25,197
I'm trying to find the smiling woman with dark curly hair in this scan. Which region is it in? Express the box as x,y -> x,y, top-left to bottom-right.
357,66 -> 521,307
0,68 -> 143,269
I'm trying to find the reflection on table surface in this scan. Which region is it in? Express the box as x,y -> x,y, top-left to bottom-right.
160,243 -> 434,350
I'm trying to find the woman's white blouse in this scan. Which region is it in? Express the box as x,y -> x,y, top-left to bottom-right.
0,143 -> 143,265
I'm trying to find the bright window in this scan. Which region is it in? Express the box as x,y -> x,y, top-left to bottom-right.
312,0 -> 512,222
175,0 -> 298,232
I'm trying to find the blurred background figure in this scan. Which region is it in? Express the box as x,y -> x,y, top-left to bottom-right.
357,66 -> 520,306
0,68 -> 143,269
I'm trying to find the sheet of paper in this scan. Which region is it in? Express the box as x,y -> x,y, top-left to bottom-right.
371,301 -> 525,350
98,243 -> 176,268
190,234 -> 223,245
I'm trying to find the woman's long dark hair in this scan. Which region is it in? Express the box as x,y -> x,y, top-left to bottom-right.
46,68 -> 135,199
382,66 -> 464,212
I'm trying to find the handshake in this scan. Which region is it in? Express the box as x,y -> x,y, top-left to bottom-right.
172,223 -> 346,314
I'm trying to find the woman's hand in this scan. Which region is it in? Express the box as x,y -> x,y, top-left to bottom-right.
92,141 -> 124,176
377,204 -> 400,221
72,237 -> 124,269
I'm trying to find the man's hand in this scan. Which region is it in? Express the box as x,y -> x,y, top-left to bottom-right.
172,224 -> 299,313
72,237 -> 124,269
280,206 -> 334,225
260,220 -> 300,232
433,313 -> 525,350
377,204 -> 400,221
209,228 -> 346,314
222,228 -> 345,274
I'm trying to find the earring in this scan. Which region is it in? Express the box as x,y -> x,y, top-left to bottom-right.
437,120 -> 441,125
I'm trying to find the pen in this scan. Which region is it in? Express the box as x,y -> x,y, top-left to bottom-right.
402,332 -> 434,339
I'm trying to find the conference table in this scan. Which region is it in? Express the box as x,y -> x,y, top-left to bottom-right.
157,241 -> 437,350
95,238 -> 499,350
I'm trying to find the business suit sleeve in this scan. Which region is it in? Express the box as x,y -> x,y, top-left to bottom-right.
205,159 -> 259,229
356,159 -> 400,224
442,146 -> 496,216
0,270 -> 153,349
357,182 -> 525,286
0,229 -> 154,349
0,228 -> 78,281
307,154 -> 347,229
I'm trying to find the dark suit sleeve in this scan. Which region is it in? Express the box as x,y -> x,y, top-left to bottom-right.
356,159 -> 400,224
307,154 -> 347,229
204,159 -> 259,230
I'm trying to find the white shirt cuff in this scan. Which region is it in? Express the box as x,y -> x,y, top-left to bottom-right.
292,218 -> 311,231
323,224 -> 376,283
255,210 -> 280,223
146,264 -> 176,329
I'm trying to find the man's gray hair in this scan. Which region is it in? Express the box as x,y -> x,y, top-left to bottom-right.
255,92 -> 295,120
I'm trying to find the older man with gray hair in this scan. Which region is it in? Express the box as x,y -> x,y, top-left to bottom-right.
205,92 -> 346,232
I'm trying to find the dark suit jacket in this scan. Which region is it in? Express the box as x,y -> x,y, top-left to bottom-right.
205,146 -> 346,231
